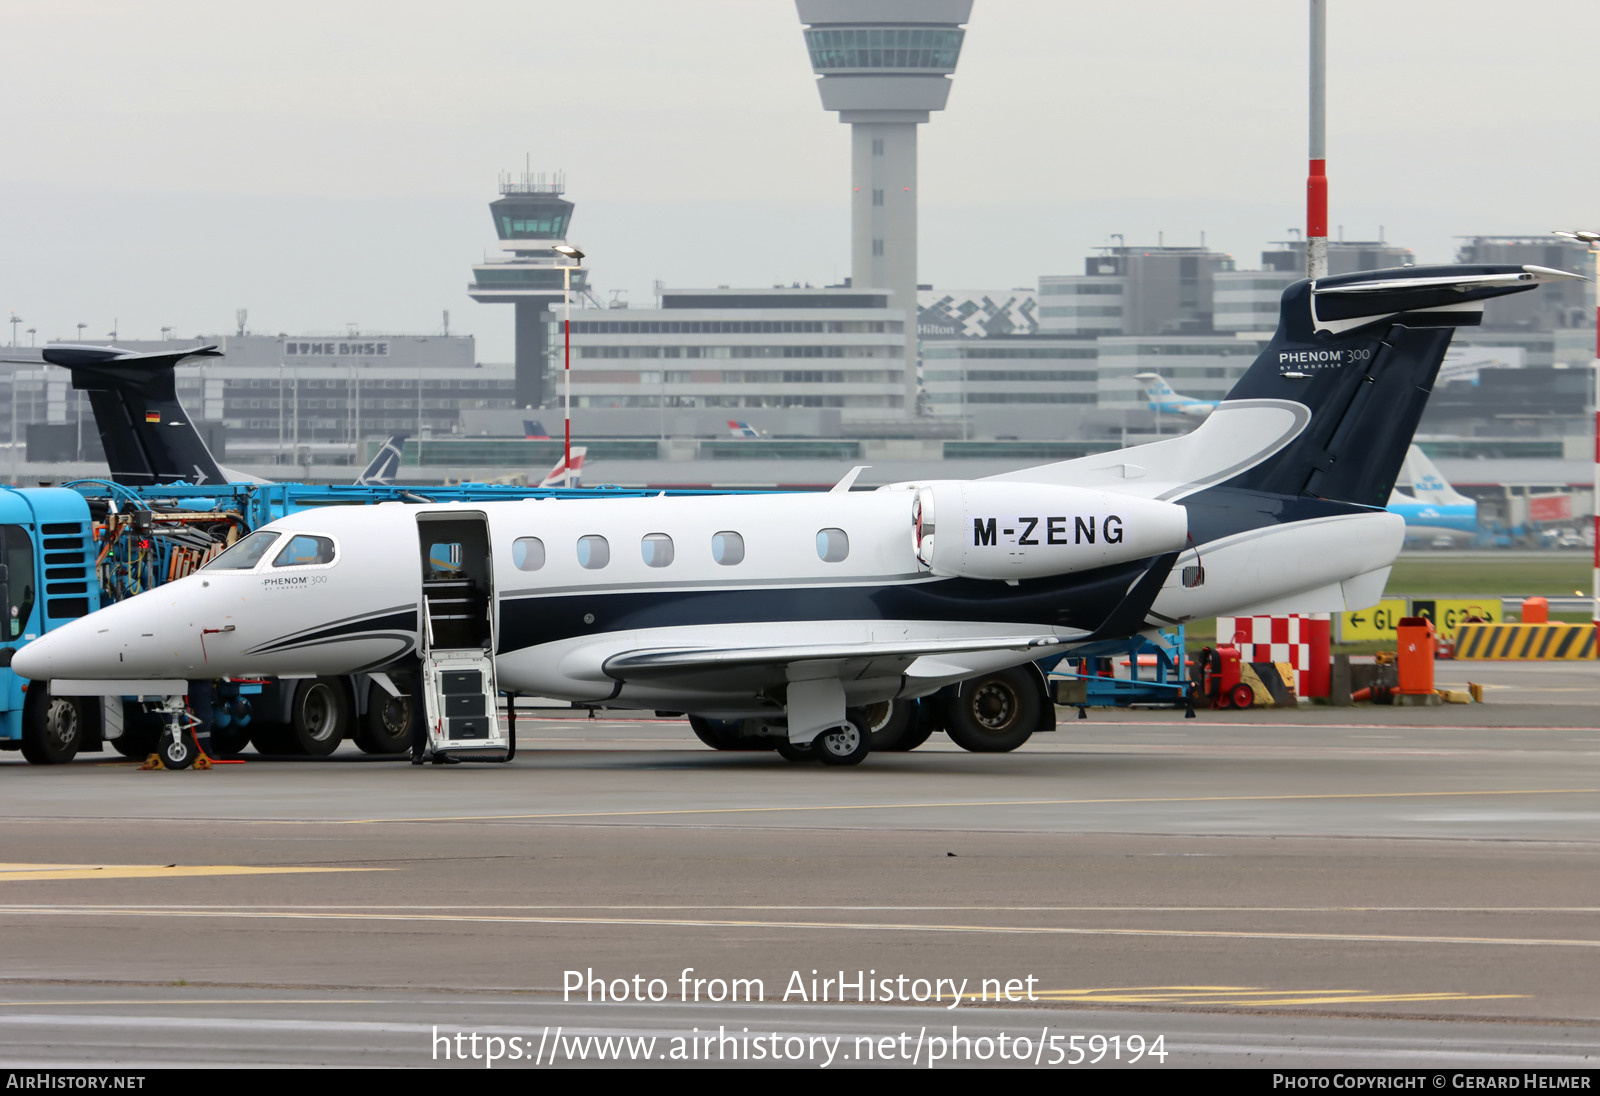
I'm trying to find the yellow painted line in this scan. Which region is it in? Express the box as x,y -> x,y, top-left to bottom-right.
0,863 -> 389,883
1239,993 -> 1526,1007
0,999 -> 379,1008
1,905 -> 1596,949
337,787 -> 1599,824
1030,987 -> 1354,1000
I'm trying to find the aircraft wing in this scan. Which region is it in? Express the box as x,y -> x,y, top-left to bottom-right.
603,634 -> 1064,679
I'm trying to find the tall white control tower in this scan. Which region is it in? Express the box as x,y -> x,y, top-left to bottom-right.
797,0 -> 972,413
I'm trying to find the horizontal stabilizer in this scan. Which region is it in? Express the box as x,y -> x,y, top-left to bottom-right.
41,343 -> 226,487
1310,264 -> 1581,335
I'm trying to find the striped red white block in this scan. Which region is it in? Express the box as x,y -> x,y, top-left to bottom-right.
1217,614 -> 1329,671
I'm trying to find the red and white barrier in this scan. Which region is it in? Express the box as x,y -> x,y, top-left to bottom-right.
1216,613 -> 1332,697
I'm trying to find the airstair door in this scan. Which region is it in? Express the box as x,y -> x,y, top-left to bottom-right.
417,514 -> 507,759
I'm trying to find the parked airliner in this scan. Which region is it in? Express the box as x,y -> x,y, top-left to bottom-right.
1134,373 -> 1218,419
1387,445 -> 1479,542
14,265 -> 1575,765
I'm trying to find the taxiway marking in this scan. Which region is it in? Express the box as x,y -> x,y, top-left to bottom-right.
1021,986 -> 1525,1006
0,863 -> 389,883
0,905 -> 1594,949
337,787 -> 1597,824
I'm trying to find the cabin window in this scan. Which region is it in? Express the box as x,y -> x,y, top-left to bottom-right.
711,530 -> 744,566
816,528 -> 849,563
204,530 -> 280,571
271,535 -> 336,567
577,535 -> 610,570
512,537 -> 546,571
641,533 -> 674,568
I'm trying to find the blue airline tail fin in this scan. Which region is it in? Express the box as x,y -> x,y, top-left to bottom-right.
354,435 -> 408,486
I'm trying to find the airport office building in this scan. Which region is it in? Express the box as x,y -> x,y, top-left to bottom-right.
9,235 -> 1597,474
10,332 -> 498,465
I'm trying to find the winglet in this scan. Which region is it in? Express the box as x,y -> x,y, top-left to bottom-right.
831,466 -> 871,494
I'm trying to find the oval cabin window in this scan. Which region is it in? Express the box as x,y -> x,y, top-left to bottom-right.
816,528 -> 849,563
577,535 -> 610,570
712,531 -> 744,566
512,537 -> 545,571
641,533 -> 674,568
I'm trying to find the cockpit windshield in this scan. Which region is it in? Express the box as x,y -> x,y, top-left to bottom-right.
203,530 -> 281,571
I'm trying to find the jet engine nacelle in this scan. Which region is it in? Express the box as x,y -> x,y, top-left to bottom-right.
913,482 -> 1188,581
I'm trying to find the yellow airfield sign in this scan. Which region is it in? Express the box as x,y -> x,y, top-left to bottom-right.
1337,599 -> 1407,642
1336,598 -> 1499,642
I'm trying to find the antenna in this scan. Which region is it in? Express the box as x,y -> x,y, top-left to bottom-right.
236,308 -> 248,337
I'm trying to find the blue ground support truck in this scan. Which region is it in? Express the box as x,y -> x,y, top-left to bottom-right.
0,478 -> 706,764
0,486 -> 113,763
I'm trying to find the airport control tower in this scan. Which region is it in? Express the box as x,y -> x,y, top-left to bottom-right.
797,0 -> 971,413
468,170 -> 588,409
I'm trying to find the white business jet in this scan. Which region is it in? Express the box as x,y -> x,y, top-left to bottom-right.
13,264 -> 1577,766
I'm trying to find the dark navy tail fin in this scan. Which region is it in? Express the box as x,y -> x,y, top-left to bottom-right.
354,434 -> 407,486
42,344 -> 225,487
1219,265 -> 1579,507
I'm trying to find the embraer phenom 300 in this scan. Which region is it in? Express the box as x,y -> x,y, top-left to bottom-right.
14,264 -> 1577,765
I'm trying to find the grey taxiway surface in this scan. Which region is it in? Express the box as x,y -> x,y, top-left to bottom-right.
1,661 -> 1596,1069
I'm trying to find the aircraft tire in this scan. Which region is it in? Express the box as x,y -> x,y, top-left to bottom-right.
157,724 -> 195,770
687,715 -> 742,750
815,715 -> 871,767
20,683 -> 85,765
288,678 -> 350,757
860,700 -> 918,751
891,702 -> 938,752
687,715 -> 773,751
944,667 -> 1042,753
356,687 -> 412,755
774,740 -> 815,762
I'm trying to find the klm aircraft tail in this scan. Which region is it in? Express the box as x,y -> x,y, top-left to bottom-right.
1401,444 -> 1471,506
1134,373 -> 1178,402
42,344 -> 226,487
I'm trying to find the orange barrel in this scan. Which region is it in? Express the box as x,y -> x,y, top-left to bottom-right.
1395,616 -> 1437,695
1521,596 -> 1549,624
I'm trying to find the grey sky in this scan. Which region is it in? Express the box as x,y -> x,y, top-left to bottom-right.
3,1 -> 1596,360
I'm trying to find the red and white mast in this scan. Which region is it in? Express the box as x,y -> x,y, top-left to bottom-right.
1307,0 -> 1328,281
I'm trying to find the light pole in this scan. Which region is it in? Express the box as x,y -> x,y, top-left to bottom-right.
75,323 -> 86,343
1553,229 -> 1600,646
553,243 -> 585,467
1306,0 -> 1329,280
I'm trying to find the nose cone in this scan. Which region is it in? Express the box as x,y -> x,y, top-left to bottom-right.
11,589 -> 204,682
10,615 -> 110,680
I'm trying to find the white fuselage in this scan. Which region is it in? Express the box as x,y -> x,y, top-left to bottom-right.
12,406 -> 1406,720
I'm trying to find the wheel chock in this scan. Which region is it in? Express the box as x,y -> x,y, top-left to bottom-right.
140,754 -> 166,771
1466,681 -> 1484,703
194,755 -> 213,770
